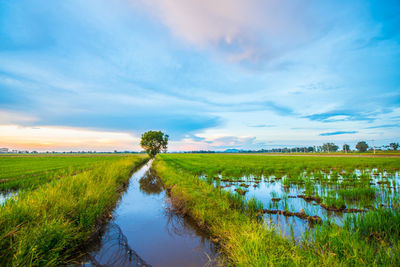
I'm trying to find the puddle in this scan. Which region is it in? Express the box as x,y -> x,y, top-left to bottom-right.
0,191 -> 18,205
76,161 -> 219,267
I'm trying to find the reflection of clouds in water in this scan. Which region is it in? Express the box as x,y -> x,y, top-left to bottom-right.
85,222 -> 151,267
216,169 -> 400,240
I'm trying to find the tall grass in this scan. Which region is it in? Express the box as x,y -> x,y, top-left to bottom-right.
0,155 -> 148,266
0,154 -> 129,191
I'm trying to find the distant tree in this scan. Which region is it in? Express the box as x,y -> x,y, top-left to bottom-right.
140,131 -> 169,157
321,143 -> 339,152
343,144 -> 350,153
389,142 -> 399,151
356,141 -> 369,152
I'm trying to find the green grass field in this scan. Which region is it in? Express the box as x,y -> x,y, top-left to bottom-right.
0,154 -> 137,191
154,154 -> 400,266
0,154 -> 149,266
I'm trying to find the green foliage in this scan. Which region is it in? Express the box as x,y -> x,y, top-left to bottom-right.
140,130 -> 169,157
342,144 -> 350,152
356,141 -> 369,152
321,142 -> 339,152
390,142 -> 399,151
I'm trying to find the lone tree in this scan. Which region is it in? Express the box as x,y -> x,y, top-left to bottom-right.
356,141 -> 368,152
343,144 -> 350,153
140,131 -> 169,157
389,142 -> 399,151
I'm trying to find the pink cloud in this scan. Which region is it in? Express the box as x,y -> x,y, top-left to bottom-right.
136,0 -> 319,63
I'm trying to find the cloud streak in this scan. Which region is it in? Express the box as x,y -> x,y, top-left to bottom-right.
319,131 -> 358,136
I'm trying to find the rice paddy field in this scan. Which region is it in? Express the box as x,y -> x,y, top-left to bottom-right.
1,153 -> 400,266
154,153 -> 400,266
0,154 -> 139,192
0,154 -> 149,266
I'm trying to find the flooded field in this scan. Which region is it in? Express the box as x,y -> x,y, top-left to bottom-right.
77,161 -> 219,266
161,154 -> 400,240
214,169 -> 399,239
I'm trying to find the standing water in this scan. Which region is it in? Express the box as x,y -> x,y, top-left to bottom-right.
0,191 -> 17,205
77,160 -> 218,266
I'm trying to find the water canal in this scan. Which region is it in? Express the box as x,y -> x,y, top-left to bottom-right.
77,161 -> 219,267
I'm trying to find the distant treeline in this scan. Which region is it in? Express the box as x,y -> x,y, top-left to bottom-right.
183,141 -> 400,154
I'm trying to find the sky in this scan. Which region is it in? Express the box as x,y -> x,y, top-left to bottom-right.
0,0 -> 399,152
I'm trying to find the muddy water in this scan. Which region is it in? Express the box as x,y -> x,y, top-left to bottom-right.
78,161 -> 218,267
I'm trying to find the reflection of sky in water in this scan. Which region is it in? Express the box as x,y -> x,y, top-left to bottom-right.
207,169 -> 400,239
78,161 -> 219,267
0,191 -> 18,205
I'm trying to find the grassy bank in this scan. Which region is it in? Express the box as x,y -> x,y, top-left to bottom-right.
0,155 -> 148,266
154,154 -> 400,266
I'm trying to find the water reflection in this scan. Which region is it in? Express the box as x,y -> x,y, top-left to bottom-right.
139,170 -> 163,195
76,161 -> 219,267
79,222 -> 150,267
210,169 -> 400,239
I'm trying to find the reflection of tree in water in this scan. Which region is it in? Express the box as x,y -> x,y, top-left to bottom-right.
84,222 -> 151,267
139,170 -> 163,195
164,204 -> 220,265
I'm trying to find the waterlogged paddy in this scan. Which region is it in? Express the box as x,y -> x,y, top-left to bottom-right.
0,191 -> 17,205
210,169 -> 400,239
160,154 -> 400,241
77,161 -> 218,267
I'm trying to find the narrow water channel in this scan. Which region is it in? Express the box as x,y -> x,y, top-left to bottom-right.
78,160 -> 218,267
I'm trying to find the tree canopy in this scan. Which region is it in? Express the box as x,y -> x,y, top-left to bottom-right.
343,144 -> 350,152
389,142 -> 399,151
140,131 -> 169,157
356,141 -> 368,152
321,143 -> 338,152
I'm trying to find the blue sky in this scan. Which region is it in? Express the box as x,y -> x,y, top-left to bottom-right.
0,0 -> 399,151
